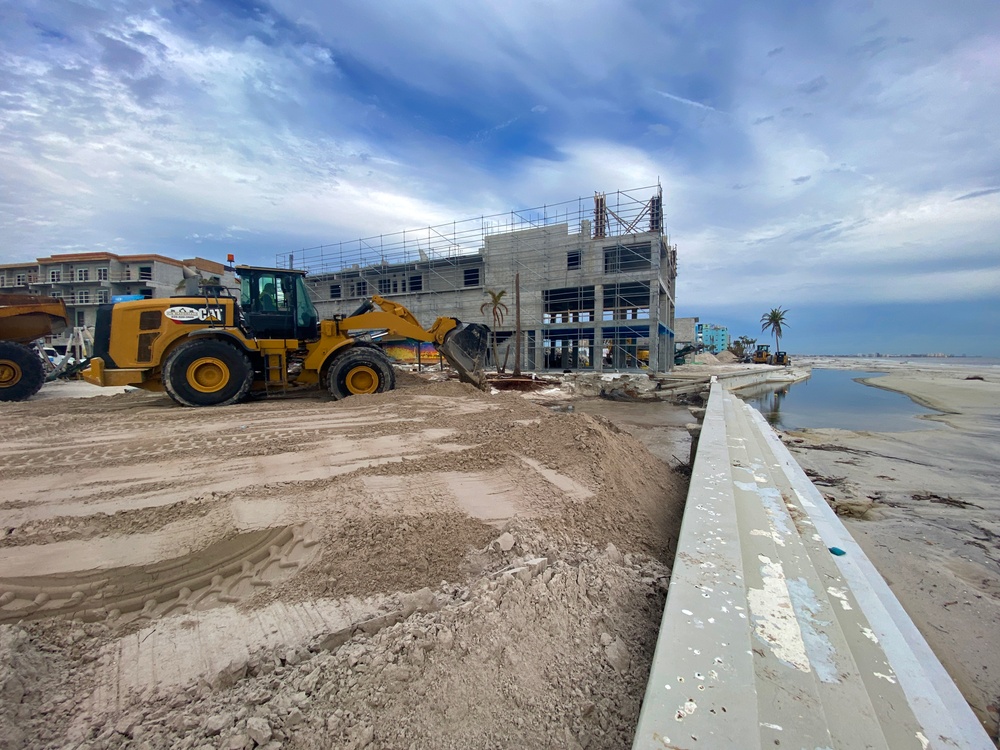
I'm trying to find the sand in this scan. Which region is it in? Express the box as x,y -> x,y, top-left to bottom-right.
0,379 -> 689,749
782,357 -> 1000,741
4,361 -> 996,745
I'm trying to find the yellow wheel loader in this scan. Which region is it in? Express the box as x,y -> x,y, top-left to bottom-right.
82,265 -> 489,407
751,344 -> 771,364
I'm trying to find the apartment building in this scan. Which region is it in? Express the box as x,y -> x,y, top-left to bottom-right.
696,322 -> 730,354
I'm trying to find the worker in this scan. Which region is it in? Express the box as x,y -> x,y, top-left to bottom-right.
259,283 -> 276,312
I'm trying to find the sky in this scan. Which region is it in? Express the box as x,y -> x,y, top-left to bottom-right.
1,0 -> 998,356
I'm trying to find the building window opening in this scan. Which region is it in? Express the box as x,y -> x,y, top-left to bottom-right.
50,270 -> 61,283
542,337 -> 593,370
410,275 -> 423,292
378,278 -> 391,295
97,268 -> 109,281
77,268 -> 90,282
567,250 -> 582,270
329,284 -> 342,299
543,286 -> 595,324
463,268 -> 480,287
138,266 -> 153,281
603,242 -> 651,274
603,282 -> 650,321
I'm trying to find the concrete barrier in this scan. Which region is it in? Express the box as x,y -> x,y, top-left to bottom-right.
633,379 -> 994,749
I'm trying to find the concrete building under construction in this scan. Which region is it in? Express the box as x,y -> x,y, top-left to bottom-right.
282,185 -> 678,372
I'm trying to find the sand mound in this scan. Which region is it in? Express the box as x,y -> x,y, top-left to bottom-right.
715,350 -> 738,363
0,381 -> 688,749
684,350 -> 720,364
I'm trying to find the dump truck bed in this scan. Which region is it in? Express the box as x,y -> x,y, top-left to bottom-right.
0,294 -> 69,344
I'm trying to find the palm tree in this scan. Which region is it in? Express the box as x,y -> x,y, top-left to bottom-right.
760,307 -> 789,355
480,289 -> 509,373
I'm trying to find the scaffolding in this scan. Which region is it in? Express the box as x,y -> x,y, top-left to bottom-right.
278,185 -> 677,372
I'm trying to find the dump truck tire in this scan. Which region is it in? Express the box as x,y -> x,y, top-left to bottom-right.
163,339 -> 253,407
327,345 -> 395,400
0,341 -> 45,402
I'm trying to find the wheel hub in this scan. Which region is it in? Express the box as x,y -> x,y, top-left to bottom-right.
187,357 -> 230,393
345,365 -> 378,394
0,360 -> 22,387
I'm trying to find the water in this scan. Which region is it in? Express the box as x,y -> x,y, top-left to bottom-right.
739,369 -> 944,432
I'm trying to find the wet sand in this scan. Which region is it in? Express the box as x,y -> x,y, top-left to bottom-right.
783,358 -> 1000,741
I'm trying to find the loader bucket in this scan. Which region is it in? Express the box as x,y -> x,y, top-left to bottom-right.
438,322 -> 490,389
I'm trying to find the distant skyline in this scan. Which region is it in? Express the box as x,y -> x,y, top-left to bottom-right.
2,0 -> 998,355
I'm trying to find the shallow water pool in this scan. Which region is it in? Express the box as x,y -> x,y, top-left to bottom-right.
737,369 -> 943,432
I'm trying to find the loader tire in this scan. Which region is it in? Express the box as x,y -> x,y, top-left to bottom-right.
0,341 -> 45,402
327,345 -> 396,400
163,339 -> 253,407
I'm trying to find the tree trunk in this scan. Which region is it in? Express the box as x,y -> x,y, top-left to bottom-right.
492,330 -> 502,374
513,272 -> 522,377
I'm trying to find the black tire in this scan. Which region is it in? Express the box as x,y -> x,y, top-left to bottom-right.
0,341 -> 45,402
162,338 -> 253,407
327,345 -> 396,400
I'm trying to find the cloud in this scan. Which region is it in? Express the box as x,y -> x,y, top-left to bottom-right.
654,89 -> 724,113
0,0 -> 998,353
954,187 -> 1000,201
797,76 -> 828,95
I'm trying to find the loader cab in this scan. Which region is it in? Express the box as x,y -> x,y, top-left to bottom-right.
237,266 -> 319,341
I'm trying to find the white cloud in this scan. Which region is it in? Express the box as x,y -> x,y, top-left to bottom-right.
0,0 -> 997,353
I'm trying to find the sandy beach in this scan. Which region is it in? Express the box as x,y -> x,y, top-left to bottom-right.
782,357 -> 1000,741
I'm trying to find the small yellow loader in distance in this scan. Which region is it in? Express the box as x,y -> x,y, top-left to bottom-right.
82,265 -> 489,407
751,344 -> 771,364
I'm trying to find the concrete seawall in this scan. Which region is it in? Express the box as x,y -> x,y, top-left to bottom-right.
632,378 -> 994,749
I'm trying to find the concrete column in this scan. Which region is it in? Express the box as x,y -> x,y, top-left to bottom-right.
593,283 -> 604,373
649,278 -> 660,372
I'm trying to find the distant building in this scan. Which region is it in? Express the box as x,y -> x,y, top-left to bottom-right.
674,317 -> 699,347
0,253 -> 235,349
696,323 -> 730,354
291,186 -> 679,372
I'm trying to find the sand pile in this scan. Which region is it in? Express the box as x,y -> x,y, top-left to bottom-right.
0,381 -> 688,749
715,350 -> 737,363
684,350 -> 720,364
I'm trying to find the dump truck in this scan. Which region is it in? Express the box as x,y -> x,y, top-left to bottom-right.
0,294 -> 69,401
82,265 -> 490,407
